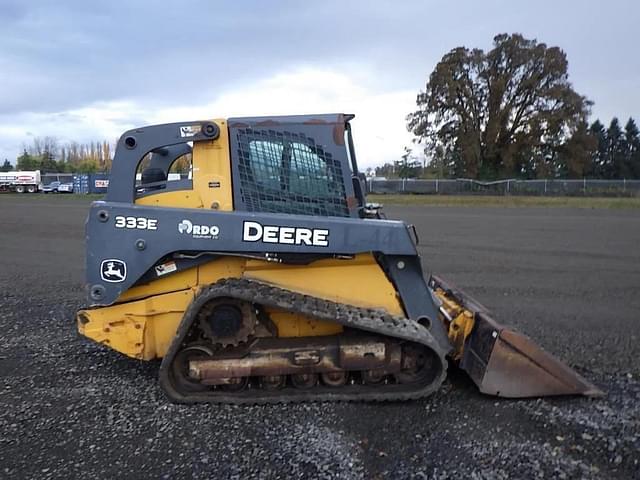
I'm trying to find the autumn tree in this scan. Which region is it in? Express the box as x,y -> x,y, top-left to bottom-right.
26,136 -> 59,158
102,140 -> 112,170
408,33 -> 592,179
18,136 -> 116,173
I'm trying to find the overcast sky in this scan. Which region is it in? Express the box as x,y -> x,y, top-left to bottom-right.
1,0 -> 638,168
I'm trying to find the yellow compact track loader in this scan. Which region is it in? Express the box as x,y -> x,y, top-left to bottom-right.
77,114 -> 603,403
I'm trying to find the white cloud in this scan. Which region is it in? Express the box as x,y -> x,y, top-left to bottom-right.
152,66 -> 419,169
0,66 -> 419,169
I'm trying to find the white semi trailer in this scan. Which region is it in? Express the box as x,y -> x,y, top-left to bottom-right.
0,170 -> 42,193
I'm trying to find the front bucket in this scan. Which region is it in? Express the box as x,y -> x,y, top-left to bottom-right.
431,276 -> 604,398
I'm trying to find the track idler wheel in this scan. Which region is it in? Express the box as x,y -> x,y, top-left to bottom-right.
362,369 -> 386,385
291,373 -> 318,389
394,344 -> 439,385
171,345 -> 214,393
260,375 -> 286,390
321,371 -> 348,387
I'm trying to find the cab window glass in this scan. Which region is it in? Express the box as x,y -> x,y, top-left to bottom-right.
236,129 -> 349,217
248,140 -> 283,191
288,142 -> 332,196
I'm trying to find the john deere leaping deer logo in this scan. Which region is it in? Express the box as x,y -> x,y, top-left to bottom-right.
100,259 -> 127,283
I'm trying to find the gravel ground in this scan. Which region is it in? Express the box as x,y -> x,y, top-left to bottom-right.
0,196 -> 638,479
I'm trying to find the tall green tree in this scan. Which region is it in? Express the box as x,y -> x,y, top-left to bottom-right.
16,150 -> 39,170
39,150 -> 59,172
408,33 -> 591,179
589,120 -> 607,177
623,118 -> 640,178
76,159 -> 100,173
604,118 -> 625,178
374,163 -> 395,178
0,159 -> 12,172
395,148 -> 422,179
557,121 -> 597,178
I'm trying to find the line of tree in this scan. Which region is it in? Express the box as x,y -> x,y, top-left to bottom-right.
11,137 -> 192,175
15,136 -> 114,173
406,33 -> 640,180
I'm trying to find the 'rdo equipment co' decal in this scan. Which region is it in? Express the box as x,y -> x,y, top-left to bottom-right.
242,221 -> 329,247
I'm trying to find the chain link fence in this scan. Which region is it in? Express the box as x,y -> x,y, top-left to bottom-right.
366,178 -> 640,196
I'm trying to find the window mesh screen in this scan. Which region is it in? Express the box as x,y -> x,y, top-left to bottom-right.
236,128 -> 350,217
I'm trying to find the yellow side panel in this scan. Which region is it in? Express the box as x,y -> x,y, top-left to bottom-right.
117,257 -> 245,317
244,253 -> 404,315
78,289 -> 194,360
197,257 -> 247,285
142,290 -> 195,360
78,258 -> 247,361
135,190 -> 204,209
79,254 -> 403,358
134,118 -> 233,211
118,267 -> 199,302
192,119 -> 234,211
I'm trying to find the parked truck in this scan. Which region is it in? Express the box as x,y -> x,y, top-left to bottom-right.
0,170 -> 42,193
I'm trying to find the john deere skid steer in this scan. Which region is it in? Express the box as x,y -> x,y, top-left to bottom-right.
77,114 -> 603,403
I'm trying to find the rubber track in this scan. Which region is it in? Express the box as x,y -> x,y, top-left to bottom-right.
159,277 -> 448,404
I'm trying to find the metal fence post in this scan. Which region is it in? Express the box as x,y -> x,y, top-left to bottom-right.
436,177 -> 439,194
624,178 -> 626,192
583,177 -> 586,195
544,179 -> 547,195
402,178 -> 406,192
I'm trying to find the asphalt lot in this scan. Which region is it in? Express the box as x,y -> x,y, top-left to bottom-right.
0,195 -> 639,479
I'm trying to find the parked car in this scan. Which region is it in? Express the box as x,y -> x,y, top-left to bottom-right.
42,181 -> 74,193
58,182 -> 74,193
42,181 -> 61,193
